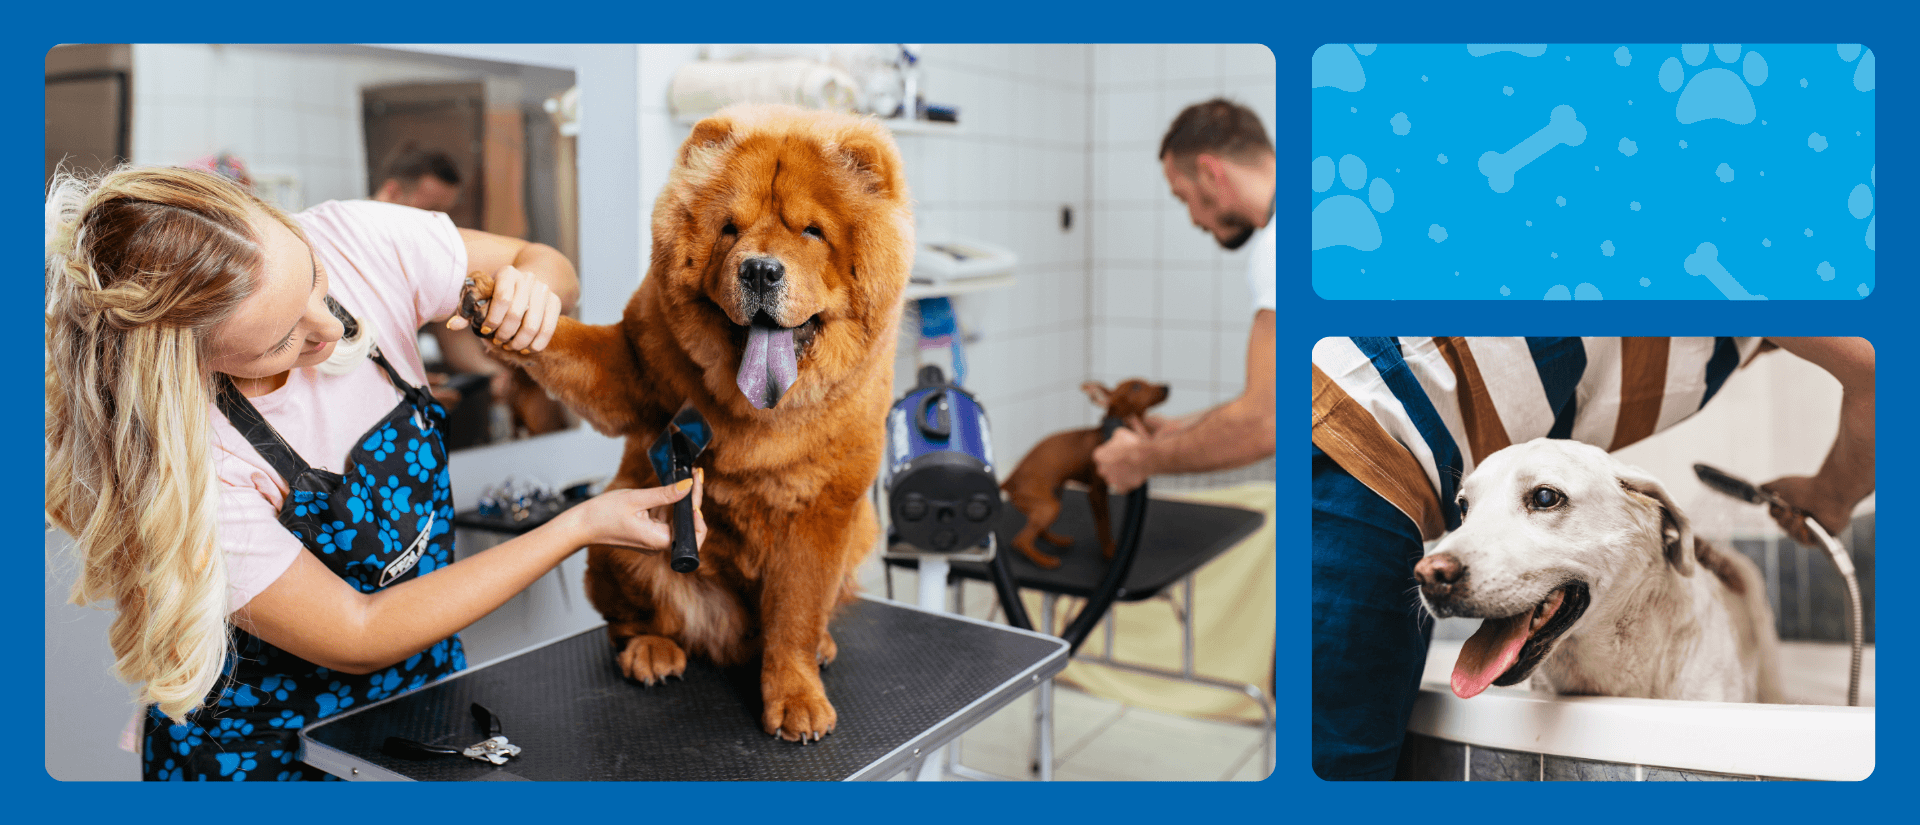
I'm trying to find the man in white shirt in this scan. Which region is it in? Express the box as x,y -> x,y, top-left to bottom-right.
1096,99 -> 1276,491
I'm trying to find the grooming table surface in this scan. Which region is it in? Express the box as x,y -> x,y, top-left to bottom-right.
892,491 -> 1266,600
300,597 -> 1066,781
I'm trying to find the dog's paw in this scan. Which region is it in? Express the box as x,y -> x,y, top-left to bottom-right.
816,630 -> 838,667
763,686 -> 837,743
617,635 -> 687,685
1015,543 -> 1064,570
458,270 -> 498,338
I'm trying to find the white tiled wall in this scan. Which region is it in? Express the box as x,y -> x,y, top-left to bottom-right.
1612,344 -> 1875,521
128,44 -> 477,210
904,44 -> 1095,468
632,45 -> 1077,466
122,43 -> 1274,470
1090,44 -> 1276,426
49,45 -> 1280,780
637,44 -> 705,226
123,44 -> 640,328
634,45 -> 1273,468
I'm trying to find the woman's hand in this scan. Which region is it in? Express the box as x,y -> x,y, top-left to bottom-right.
242,470 -> 705,676
445,265 -> 563,355
564,470 -> 708,553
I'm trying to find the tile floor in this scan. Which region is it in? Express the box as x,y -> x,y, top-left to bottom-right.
863,555 -> 1274,782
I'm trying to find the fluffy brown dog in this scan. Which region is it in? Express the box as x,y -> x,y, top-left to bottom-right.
460,104 -> 912,742
999,379 -> 1169,569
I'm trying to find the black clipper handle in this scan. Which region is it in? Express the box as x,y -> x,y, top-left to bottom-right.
667,432 -> 700,573
669,493 -> 699,573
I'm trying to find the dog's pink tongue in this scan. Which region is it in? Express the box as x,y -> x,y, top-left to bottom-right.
1452,613 -> 1532,699
737,323 -> 798,410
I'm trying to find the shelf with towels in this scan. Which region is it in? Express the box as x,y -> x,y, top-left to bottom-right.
904,272 -> 1014,301
670,113 -> 960,135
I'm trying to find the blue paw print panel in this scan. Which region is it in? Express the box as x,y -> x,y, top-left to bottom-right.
1311,44 -> 1875,300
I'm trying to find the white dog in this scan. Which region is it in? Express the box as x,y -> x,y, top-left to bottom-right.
1415,438 -> 1781,703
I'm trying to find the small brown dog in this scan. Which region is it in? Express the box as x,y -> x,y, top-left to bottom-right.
1000,379 -> 1169,569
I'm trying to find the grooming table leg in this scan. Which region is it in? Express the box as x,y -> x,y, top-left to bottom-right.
917,558 -> 949,612
1033,592 -> 1057,781
1182,576 -> 1196,678
914,558 -> 951,781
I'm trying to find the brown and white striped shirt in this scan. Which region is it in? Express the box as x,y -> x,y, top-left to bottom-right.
1312,337 -> 1765,540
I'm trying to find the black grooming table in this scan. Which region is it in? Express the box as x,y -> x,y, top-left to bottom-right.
300,596 -> 1067,781
889,490 -> 1265,601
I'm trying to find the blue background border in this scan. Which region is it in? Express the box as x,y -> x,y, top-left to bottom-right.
9,0 -> 1911,819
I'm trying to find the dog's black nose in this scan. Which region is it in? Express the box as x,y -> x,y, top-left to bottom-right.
740,257 -> 785,297
1414,553 -> 1466,599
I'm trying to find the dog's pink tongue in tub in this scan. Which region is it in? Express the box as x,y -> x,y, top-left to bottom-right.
1451,588 -> 1567,699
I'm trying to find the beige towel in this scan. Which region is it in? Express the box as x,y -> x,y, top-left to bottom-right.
669,59 -> 858,120
1027,482 -> 1276,725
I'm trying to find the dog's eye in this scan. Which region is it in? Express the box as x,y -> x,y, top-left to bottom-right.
1456,497 -> 1469,518
1528,487 -> 1565,510
803,225 -> 824,240
721,222 -> 738,236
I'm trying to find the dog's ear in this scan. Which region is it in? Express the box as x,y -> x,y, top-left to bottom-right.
833,126 -> 906,200
1617,466 -> 1696,576
1081,381 -> 1111,408
680,114 -> 735,168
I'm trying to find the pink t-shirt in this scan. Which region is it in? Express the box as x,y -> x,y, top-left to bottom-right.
213,199 -> 467,614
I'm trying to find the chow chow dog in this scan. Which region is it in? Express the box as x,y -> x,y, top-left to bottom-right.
462,104 -> 912,741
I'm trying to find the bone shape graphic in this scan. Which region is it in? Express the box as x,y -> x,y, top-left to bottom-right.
1683,242 -> 1768,300
1478,104 -> 1587,194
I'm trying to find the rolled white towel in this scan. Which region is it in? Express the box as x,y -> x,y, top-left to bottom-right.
669,59 -> 859,119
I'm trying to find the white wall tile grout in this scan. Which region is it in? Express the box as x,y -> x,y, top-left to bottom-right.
133,43 -> 1269,474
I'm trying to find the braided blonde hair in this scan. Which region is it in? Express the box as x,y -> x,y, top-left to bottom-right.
46,165 -> 306,722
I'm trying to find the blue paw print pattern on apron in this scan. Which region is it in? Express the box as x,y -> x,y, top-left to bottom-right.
143,346 -> 463,781
1311,44 -> 1873,300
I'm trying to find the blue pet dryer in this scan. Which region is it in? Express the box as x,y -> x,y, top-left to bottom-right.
883,365 -> 999,554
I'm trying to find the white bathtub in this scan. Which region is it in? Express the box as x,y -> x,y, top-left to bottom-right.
1408,640 -> 1875,781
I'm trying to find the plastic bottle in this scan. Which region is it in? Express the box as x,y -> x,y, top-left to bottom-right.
900,45 -> 920,120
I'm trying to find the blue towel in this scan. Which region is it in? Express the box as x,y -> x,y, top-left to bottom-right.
915,297 -> 966,385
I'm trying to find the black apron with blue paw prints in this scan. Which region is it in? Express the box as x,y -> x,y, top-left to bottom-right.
140,346 -> 466,781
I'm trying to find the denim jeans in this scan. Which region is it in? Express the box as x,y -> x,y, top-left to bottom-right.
1312,443 -> 1430,780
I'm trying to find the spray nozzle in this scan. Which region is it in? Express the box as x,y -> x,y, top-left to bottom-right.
1693,463 -> 1774,506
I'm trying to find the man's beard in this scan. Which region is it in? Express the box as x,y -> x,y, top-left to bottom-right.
1214,211 -> 1256,250
1214,192 -> 1274,251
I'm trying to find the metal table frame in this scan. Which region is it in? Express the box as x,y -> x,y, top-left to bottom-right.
885,490 -> 1275,780
300,595 -> 1068,781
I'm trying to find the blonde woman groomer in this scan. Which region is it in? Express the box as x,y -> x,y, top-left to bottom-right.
46,165 -> 706,781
